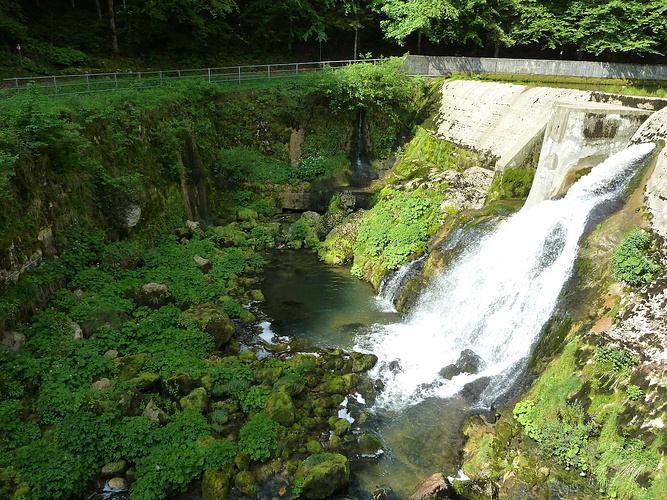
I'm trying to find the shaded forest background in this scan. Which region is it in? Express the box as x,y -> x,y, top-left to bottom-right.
1,0 -> 667,78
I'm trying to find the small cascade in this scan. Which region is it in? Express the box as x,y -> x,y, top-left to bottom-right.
350,108 -> 374,187
358,143 -> 656,410
376,256 -> 426,312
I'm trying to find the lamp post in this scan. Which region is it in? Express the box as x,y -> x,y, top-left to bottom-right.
17,44 -> 23,67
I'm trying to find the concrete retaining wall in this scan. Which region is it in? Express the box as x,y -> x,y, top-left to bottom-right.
406,55 -> 667,81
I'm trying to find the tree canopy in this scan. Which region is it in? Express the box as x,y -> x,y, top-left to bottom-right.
1,0 -> 666,74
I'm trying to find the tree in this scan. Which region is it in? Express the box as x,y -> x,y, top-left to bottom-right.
377,0 -> 458,52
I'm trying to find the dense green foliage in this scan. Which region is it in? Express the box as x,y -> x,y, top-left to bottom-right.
2,0 -> 667,78
509,337 -> 666,499
612,229 -> 661,285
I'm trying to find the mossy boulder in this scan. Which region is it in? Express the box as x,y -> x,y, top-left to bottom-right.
183,303 -> 235,349
128,372 -> 161,392
165,371 -> 196,397
318,211 -> 366,266
234,470 -> 257,497
264,390 -> 296,426
289,212 -> 326,250
202,469 -> 232,500
180,387 -> 208,412
238,208 -> 258,222
113,353 -> 149,381
294,453 -> 351,499
328,417 -> 351,437
357,433 -> 382,455
322,373 -> 346,395
136,282 -> 173,308
350,352 -> 378,373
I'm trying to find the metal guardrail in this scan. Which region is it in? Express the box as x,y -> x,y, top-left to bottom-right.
1,59 -> 385,97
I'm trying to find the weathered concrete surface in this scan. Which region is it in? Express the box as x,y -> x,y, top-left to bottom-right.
632,107 -> 667,238
524,101 -> 652,208
436,81 -> 594,167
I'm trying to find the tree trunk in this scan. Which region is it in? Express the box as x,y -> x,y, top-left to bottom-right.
417,29 -> 422,54
353,28 -> 358,60
494,43 -> 500,58
94,0 -> 102,19
107,0 -> 119,54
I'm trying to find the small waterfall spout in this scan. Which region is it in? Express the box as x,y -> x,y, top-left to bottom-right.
350,108 -> 374,187
358,143 -> 656,410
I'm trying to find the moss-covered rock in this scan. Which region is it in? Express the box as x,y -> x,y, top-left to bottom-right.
356,433 -> 382,455
180,387 -> 208,412
202,469 -> 232,500
264,390 -> 296,426
350,352 -> 378,373
318,211 -> 366,265
294,453 -> 350,499
183,302 -> 235,349
322,373 -> 346,395
128,372 -> 161,392
112,353 -> 149,381
165,371 -> 196,397
234,470 -> 257,497
328,417 -> 351,437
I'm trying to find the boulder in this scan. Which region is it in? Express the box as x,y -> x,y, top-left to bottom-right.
318,211 -> 366,265
128,372 -> 161,392
180,387 -> 208,412
113,354 -> 149,381
116,388 -> 144,416
202,469 -> 232,500
143,400 -> 168,424
165,371 -> 196,397
294,453 -> 350,499
460,377 -> 491,403
136,282 -> 173,308
183,303 -> 235,349
0,331 -> 26,353
70,321 -> 84,340
350,352 -> 378,373
91,378 -> 113,391
408,473 -> 457,500
439,364 -> 461,380
357,433 -> 382,456
101,460 -> 127,479
193,255 -> 213,273
322,374 -> 346,395
264,390 -> 296,426
455,349 -> 483,374
234,471 -> 257,497
107,477 -> 130,490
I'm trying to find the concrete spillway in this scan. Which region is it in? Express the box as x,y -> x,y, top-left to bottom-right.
434,80 -> 656,207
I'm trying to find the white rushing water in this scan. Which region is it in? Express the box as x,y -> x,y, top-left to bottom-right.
358,143 -> 656,410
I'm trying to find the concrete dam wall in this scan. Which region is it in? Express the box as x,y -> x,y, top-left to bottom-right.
433,80 -> 666,209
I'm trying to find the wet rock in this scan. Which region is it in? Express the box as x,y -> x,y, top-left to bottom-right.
388,360 -> 402,373
460,376 -> 491,403
180,387 -> 208,412
350,352 -> 378,373
456,349 -> 483,374
294,453 -> 350,499
357,433 -> 382,456
202,469 -> 232,500
101,460 -> 127,478
439,364 -> 461,380
104,349 -> 119,359
234,470 -> 257,497
452,479 -> 498,500
112,353 -> 149,381
80,309 -> 130,337
193,255 -> 212,273
408,473 -> 457,500
329,417 -> 351,437
183,303 -> 235,349
264,390 -> 296,426
136,282 -> 173,309
373,487 -> 393,500
107,477 -> 130,490
322,374 -> 347,395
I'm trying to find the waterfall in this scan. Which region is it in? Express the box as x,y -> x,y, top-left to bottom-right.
376,256 -> 426,312
359,143 -> 656,410
350,108 -> 374,187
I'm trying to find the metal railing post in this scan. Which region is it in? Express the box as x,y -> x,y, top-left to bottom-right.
53,76 -> 58,95
159,71 -> 163,86
114,73 -> 118,90
208,68 -> 211,82
86,74 -> 90,92
238,66 -> 241,84
15,78 -> 19,93
267,65 -> 271,80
